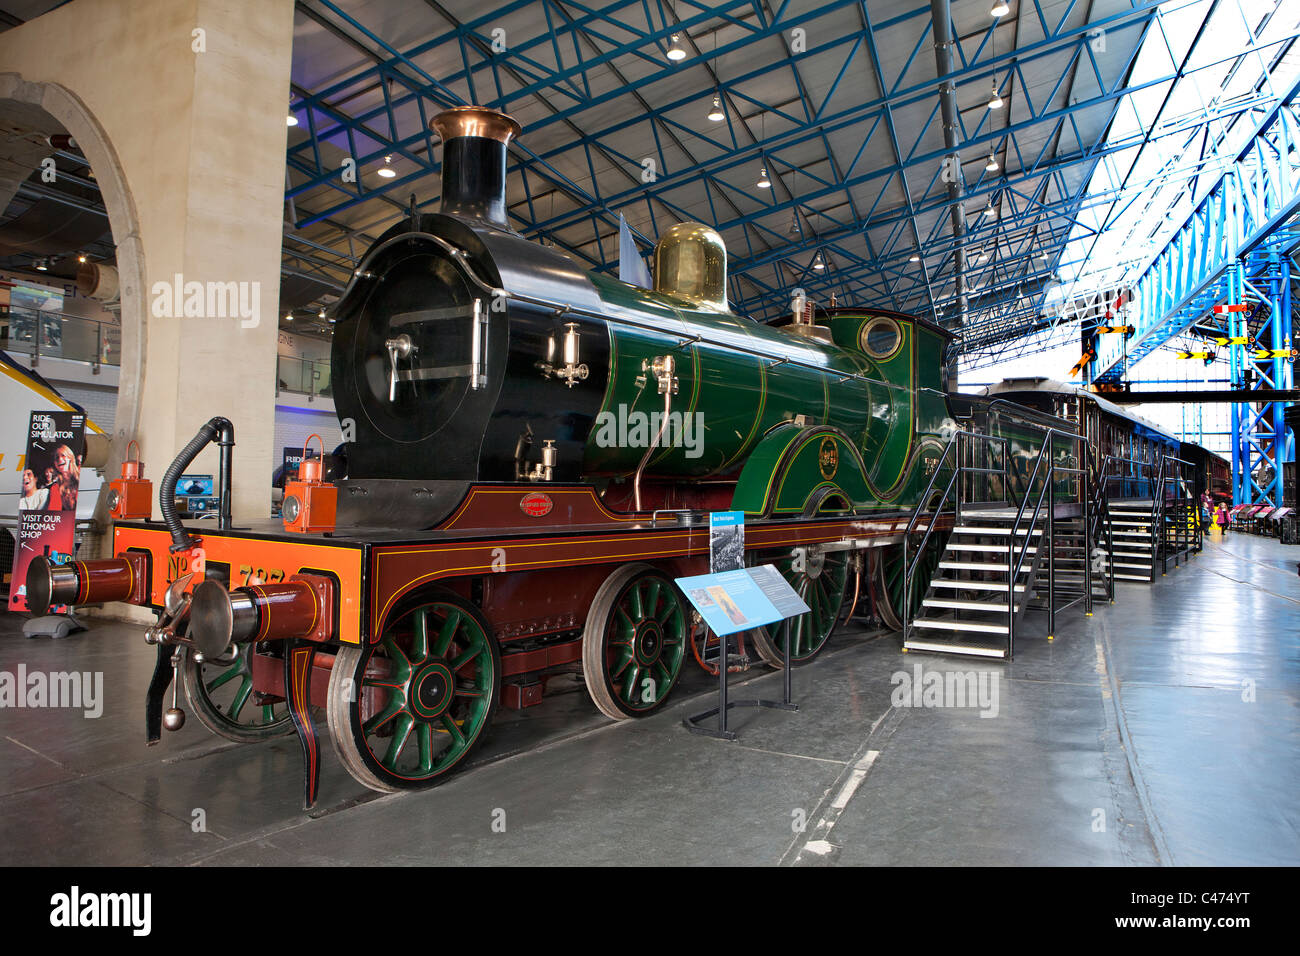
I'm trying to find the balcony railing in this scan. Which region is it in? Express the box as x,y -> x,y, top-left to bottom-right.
1,306 -> 331,400
276,354 -> 331,400
0,307 -> 120,370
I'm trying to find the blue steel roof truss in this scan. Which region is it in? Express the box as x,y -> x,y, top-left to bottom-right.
278,0 -> 1171,345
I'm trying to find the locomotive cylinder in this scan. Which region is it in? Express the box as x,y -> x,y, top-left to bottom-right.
188,578 -> 329,658
25,555 -> 143,616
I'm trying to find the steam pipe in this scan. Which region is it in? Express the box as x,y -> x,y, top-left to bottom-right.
160,417 -> 234,552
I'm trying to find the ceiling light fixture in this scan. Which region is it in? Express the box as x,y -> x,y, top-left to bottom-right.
284,313 -> 293,322
377,155 -> 397,178
909,251 -> 920,262
708,96 -> 725,122
78,253 -> 88,263
812,253 -> 825,271
34,258 -> 48,271
286,112 -> 298,127
666,33 -> 686,61
985,151 -> 999,172
991,1 -> 1010,17
757,166 -> 771,188
987,79 -> 1004,110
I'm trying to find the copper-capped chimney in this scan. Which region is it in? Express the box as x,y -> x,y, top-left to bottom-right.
430,106 -> 522,229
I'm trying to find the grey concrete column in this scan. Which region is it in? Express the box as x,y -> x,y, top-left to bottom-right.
0,0 -> 295,531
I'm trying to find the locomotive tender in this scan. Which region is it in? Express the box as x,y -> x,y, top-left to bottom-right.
24,106 -> 1178,805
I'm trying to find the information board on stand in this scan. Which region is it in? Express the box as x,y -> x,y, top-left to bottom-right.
680,511 -> 810,739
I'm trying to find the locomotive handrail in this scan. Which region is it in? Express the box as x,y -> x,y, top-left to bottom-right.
343,228 -> 932,396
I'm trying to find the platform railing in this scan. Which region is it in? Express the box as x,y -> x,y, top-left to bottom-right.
1089,451 -> 1119,602
1008,442 -> 1050,658
1153,455 -> 1199,573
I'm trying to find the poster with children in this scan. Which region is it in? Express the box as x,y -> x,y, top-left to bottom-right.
9,410 -> 85,612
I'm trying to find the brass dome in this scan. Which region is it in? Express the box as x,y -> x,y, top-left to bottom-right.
652,222 -> 728,312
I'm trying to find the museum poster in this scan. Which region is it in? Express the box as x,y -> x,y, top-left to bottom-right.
9,410 -> 85,612
709,510 -> 745,573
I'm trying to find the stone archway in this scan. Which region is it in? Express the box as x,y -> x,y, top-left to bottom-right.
0,75 -> 145,552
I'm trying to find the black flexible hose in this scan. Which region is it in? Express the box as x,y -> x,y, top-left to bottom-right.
160,417 -> 232,552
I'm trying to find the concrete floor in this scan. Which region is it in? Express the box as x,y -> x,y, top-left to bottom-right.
1,532 -> 1296,866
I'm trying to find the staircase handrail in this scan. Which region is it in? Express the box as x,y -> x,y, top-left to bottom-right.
902,429 -> 1010,638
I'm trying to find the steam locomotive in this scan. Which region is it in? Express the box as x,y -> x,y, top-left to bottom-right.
25,107 -> 1183,806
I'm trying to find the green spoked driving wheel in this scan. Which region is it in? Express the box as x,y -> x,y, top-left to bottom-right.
327,596 -> 500,792
872,537 -> 943,631
751,548 -> 850,667
182,644 -> 294,742
582,564 -> 688,720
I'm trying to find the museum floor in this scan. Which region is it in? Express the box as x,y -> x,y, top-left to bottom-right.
1,532 -> 1296,866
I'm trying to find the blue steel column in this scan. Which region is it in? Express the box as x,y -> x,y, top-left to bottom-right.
1272,254 -> 1294,498
1228,264 -> 1246,504
1233,251 -> 1294,506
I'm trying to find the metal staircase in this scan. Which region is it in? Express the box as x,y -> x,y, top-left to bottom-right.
1103,501 -> 1158,582
901,423 -> 1091,660
908,506 -> 1048,658
1094,454 -> 1201,584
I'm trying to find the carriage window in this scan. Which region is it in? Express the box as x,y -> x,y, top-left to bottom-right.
860,317 -> 903,359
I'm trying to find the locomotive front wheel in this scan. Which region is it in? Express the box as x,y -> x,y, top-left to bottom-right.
751,548 -> 849,667
182,644 -> 294,742
326,595 -> 500,792
871,539 -> 943,631
581,564 -> 688,720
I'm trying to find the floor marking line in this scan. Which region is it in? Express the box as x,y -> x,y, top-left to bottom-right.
728,744 -> 850,767
1095,620 -> 1175,867
829,751 -> 878,810
1200,564 -> 1300,605
3,735 -> 64,767
779,704 -> 905,867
